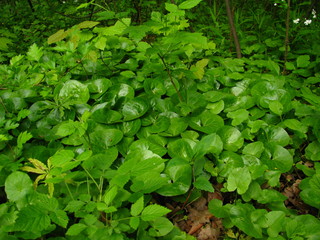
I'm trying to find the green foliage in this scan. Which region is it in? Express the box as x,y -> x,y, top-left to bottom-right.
0,0 -> 319,239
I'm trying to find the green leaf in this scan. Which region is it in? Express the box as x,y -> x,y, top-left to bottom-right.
165,3 -> 178,12
49,150 -> 74,167
265,144 -> 293,172
242,141 -> 264,158
208,199 -> 228,218
194,175 -> 214,192
77,21 -> 99,29
283,119 -> 308,133
267,60 -> 280,75
167,138 -> 194,160
122,98 -> 149,121
27,43 -> 43,61
90,148 -> 118,171
141,204 -> 171,221
161,117 -> 188,137
5,171 -> 33,202
89,126 -> 123,152
227,167 -> 251,194
91,103 -> 123,124
149,217 -> 174,237
286,215 -> 320,239
131,196 -> 144,216
194,133 -> 223,159
157,158 -> 192,196
66,223 -> 87,236
14,205 -> 51,232
265,126 -> 290,147
219,126 -> 244,152
269,101 -> 283,116
49,209 -> 69,228
266,211 -> 286,238
227,109 -> 249,126
229,204 -> 262,238
189,110 -> 224,134
129,217 -> 140,230
104,186 -> 118,206
17,131 -> 32,149
305,141 -> 320,161
179,0 -> 203,9
57,80 -> 90,107
297,55 -> 310,68
48,29 -> 69,44
299,174 -> 320,209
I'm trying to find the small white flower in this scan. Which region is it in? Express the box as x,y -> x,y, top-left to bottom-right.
274,3 -> 277,6
312,9 -> 317,18
293,18 -> 300,24
304,19 -> 312,25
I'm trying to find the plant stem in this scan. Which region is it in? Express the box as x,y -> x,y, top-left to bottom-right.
157,53 -> 183,102
282,0 -> 291,75
225,0 -> 242,58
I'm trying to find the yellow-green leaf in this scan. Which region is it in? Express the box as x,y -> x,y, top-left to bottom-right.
29,158 -> 48,171
77,21 -> 100,29
48,29 -> 68,44
21,166 -> 46,174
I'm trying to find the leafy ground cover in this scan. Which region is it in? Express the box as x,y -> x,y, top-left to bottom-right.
0,0 -> 320,239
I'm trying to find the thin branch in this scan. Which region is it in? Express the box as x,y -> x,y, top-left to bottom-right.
225,0 -> 242,58
282,0 -> 291,75
157,53 -> 183,102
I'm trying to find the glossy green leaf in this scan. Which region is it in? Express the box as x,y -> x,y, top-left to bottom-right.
161,117 -> 188,137
227,109 -> 249,126
91,103 -> 123,124
57,80 -> 90,106
194,133 -> 223,159
283,119 -> 308,133
167,138 -> 194,160
264,126 -> 290,147
122,98 -> 149,121
120,119 -> 141,137
219,126 -> 244,152
189,110 -> 224,134
149,116 -> 170,133
89,125 -> 123,151
157,158 -> 192,196
85,78 -> 111,94
269,101 -> 283,116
